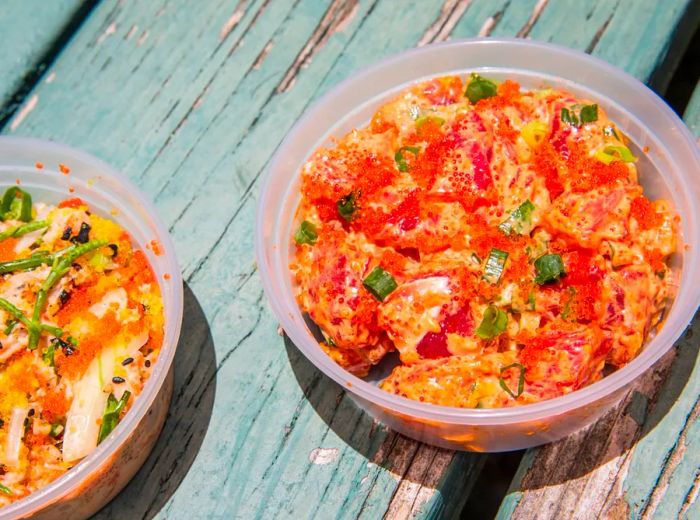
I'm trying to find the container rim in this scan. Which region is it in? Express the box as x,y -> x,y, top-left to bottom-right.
256,37 -> 700,427
0,136 -> 184,518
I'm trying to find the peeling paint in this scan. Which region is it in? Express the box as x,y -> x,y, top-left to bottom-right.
10,94 -> 38,131
137,30 -> 149,47
126,24 -> 138,40
44,72 -> 56,84
97,22 -> 117,44
309,447 -> 339,465
220,4 -> 245,41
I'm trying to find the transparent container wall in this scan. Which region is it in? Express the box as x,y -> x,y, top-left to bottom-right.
257,39 -> 700,452
0,138 -> 183,519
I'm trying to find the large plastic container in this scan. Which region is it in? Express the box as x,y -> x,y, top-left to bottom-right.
255,39 -> 700,452
0,137 -> 183,518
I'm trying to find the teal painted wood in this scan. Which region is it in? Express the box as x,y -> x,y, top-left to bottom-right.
0,0 -> 88,123
1,0 -> 697,518
496,90 -> 700,519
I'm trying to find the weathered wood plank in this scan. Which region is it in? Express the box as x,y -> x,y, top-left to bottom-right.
0,0 -> 95,125
497,91 -> 700,519
2,0 -> 697,518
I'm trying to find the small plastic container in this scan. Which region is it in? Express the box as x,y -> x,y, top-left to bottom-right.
0,137 -> 183,518
256,39 -> 700,452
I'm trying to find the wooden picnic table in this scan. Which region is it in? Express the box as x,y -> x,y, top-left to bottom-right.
2,1 -> 699,518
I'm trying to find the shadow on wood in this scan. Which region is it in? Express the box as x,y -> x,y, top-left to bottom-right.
515,310 -> 700,490
95,283 -> 217,519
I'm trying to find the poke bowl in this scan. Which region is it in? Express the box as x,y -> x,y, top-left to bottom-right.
255,38 -> 700,451
0,137 -> 183,518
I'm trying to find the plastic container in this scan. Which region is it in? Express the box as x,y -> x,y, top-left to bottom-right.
255,38 -> 700,452
0,137 -> 183,518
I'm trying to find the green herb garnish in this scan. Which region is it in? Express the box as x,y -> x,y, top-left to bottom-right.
28,240 -> 106,349
534,253 -> 566,285
97,391 -> 131,444
363,266 -> 398,302
483,248 -> 508,285
49,422 -> 64,438
0,483 -> 12,495
294,221 -> 318,245
595,145 -> 637,165
0,220 -> 49,242
415,115 -> 445,129
0,187 -> 33,222
476,305 -> 508,340
499,363 -> 526,398
499,199 -> 535,236
561,104 -> 598,128
394,146 -> 420,173
466,73 -> 497,104
337,191 -> 360,222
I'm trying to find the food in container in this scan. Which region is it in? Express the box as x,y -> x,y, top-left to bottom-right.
290,74 -> 677,410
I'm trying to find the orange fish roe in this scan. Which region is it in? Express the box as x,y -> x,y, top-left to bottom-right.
291,73 -> 677,410
0,237 -> 18,262
40,388 -> 69,423
35,162 -> 44,170
55,313 -> 121,379
58,197 -> 86,209
150,239 -> 164,256
630,195 -> 663,230
58,163 -> 71,174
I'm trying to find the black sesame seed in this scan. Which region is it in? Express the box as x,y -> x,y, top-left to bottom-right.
71,222 -> 91,244
108,244 -> 119,258
121,357 -> 134,366
144,360 -> 151,368
61,226 -> 72,241
27,408 -> 35,417
112,376 -> 125,384
59,289 -> 70,306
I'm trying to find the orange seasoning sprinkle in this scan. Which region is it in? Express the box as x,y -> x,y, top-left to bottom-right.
59,163 -> 71,174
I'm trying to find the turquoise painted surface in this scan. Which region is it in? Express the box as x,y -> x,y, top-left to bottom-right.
0,0 -> 86,120
2,0 -> 697,518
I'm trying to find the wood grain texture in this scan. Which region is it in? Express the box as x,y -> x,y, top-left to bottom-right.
497,92 -> 700,520
0,0 -> 93,124
2,0 -> 697,518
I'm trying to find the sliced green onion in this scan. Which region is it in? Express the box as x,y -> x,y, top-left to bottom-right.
0,483 -> 12,495
466,73 -> 497,104
3,319 -> 17,335
337,191 -> 360,222
527,292 -> 536,311
561,104 -> 598,128
499,199 -> 536,236
534,253 -> 566,285
415,115 -> 445,129
476,305 -> 508,340
49,422 -> 64,438
595,145 -> 637,165
42,340 -> 56,367
394,146 -> 420,173
28,240 -> 106,349
97,391 -> 131,444
483,248 -> 508,285
471,252 -> 482,265
0,187 -> 33,222
499,362 -> 525,398
363,266 -> 398,302
0,250 -> 53,274
0,220 -> 49,242
294,220 -> 318,245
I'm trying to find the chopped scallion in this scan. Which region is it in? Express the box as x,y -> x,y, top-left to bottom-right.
0,187 -> 33,222
394,146 -> 420,173
337,191 -> 360,222
534,253 -> 566,285
595,145 -> 637,165
483,248 -> 508,285
0,483 -> 12,495
294,220 -> 318,245
363,266 -> 398,302
466,73 -> 497,104
499,199 -> 535,236
561,104 -> 598,128
475,305 -> 508,340
415,115 -> 445,129
499,363 -> 526,398
97,391 -> 131,444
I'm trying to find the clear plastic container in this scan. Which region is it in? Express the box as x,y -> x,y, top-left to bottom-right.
0,137 -> 183,518
255,38 -> 700,452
